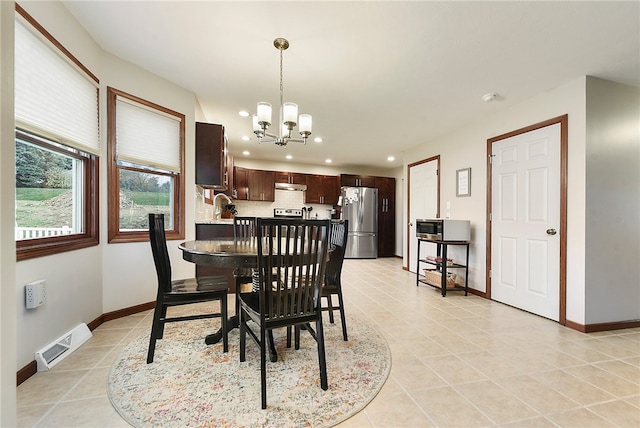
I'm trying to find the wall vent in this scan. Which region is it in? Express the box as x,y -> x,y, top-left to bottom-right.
35,323 -> 92,371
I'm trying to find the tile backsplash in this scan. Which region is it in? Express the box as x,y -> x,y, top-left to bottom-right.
195,186 -> 334,222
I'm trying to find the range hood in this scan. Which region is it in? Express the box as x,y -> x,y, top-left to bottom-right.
275,182 -> 307,191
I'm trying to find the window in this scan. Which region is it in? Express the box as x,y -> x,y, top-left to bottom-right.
14,5 -> 99,261
107,87 -> 185,243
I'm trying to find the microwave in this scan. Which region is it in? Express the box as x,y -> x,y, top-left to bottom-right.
416,219 -> 470,242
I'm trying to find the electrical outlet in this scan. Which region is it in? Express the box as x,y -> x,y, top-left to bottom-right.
25,280 -> 46,309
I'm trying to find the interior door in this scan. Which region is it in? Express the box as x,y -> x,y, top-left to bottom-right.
490,122 -> 561,321
407,157 -> 439,273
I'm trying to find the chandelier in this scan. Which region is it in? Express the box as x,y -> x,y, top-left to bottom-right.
252,38 -> 312,147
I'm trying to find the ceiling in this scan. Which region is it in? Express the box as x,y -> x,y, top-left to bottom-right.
61,1 -> 639,170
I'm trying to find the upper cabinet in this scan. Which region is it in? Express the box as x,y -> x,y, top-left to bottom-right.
306,175 -> 339,205
195,122 -> 229,190
340,174 -> 376,187
375,176 -> 396,257
275,171 -> 307,185
247,169 -> 276,201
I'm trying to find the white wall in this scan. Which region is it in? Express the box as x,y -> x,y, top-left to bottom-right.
1,1 -> 17,424
12,2 -> 200,369
403,77 -> 589,324
584,77 -> 640,324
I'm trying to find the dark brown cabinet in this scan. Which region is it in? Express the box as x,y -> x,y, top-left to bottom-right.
247,169 -> 276,201
306,175 -> 339,205
375,176 -> 396,257
234,167 -> 249,200
340,174 -> 376,187
275,171 -> 306,185
195,122 -> 229,190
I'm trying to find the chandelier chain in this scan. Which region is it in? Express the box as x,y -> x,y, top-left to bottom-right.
279,47 -> 284,115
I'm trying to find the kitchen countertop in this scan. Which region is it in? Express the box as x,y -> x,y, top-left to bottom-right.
195,219 -> 235,225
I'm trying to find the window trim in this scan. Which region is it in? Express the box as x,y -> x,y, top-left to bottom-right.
15,4 -> 100,261
16,130 -> 99,261
107,87 -> 185,243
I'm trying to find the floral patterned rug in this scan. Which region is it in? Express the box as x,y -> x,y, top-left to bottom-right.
108,315 -> 391,427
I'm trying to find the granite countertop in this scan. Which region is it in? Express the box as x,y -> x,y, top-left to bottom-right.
195,219 -> 234,225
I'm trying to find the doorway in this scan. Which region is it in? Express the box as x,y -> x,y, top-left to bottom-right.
407,156 -> 440,273
486,115 -> 567,324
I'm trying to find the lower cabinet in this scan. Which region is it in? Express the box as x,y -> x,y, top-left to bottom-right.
195,223 -> 235,292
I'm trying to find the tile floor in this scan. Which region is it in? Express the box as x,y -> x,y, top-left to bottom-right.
17,257 -> 640,427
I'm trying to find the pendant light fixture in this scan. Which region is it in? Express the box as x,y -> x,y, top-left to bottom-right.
252,38 -> 312,147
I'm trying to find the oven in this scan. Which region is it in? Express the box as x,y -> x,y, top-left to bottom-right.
273,208 -> 303,218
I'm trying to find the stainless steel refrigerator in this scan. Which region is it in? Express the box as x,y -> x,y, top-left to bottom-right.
340,186 -> 378,258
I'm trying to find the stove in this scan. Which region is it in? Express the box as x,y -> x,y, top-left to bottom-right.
273,208 -> 303,218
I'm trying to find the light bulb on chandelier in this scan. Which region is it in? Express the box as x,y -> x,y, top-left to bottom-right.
252,38 -> 312,147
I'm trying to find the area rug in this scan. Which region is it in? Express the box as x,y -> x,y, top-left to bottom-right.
108,315 -> 391,428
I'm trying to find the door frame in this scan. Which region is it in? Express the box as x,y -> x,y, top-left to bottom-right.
485,115 -> 568,325
405,155 -> 440,270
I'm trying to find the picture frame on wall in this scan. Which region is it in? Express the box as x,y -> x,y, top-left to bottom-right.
456,167 -> 471,197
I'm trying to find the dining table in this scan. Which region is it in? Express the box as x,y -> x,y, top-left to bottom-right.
179,237 -> 278,362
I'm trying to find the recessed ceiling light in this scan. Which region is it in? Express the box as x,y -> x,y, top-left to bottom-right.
314,137 -> 323,143
242,150 -> 250,156
241,136 -> 250,141
286,155 -> 292,160
325,159 -> 332,164
387,156 -> 395,162
238,110 -> 250,117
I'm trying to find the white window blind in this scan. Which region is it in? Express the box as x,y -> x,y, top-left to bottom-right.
14,18 -> 99,155
115,97 -> 181,173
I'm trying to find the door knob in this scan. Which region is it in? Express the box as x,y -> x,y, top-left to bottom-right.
546,228 -> 557,235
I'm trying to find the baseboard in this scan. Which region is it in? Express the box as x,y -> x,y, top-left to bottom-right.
17,300 -> 155,386
565,318 -> 640,333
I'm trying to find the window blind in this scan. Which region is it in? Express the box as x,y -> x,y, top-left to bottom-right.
115,96 -> 182,173
14,18 -> 100,155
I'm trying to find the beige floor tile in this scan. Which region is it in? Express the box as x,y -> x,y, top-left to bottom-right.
493,374 -> 580,414
454,380 -> 538,424
565,364 -> 639,397
412,385 -> 493,427
546,407 -> 616,428
48,345 -> 113,372
499,416 -> 557,427
16,404 -> 52,428
335,409 -> 373,427
17,369 -> 89,407
421,354 -> 488,385
594,359 -> 640,385
362,391 -> 435,427
34,396 -> 116,428
587,399 -> 640,427
64,366 -> 110,400
529,369 -> 615,405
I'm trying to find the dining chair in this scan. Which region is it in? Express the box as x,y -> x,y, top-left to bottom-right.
147,213 -> 229,364
239,218 -> 331,409
321,219 -> 349,341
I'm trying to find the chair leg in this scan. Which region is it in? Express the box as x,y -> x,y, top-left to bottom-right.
239,308 -> 246,362
336,290 -> 348,341
286,326 -> 292,348
261,327 -> 268,409
147,303 -> 164,364
221,295 -> 228,353
158,305 -> 168,339
316,317 -> 329,391
294,325 -> 301,350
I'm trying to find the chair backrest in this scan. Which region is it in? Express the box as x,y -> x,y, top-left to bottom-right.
256,218 -> 330,323
148,213 -> 172,293
325,219 -> 348,286
234,216 -> 257,240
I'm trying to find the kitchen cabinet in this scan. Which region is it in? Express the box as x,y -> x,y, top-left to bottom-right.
275,171 -> 306,185
234,167 -> 249,200
195,122 -> 229,190
305,174 -> 339,205
416,238 -> 469,297
247,169 -> 276,201
340,174 -> 375,187
375,176 -> 396,257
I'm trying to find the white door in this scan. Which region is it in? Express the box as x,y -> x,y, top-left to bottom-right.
408,158 -> 439,273
491,123 -> 561,321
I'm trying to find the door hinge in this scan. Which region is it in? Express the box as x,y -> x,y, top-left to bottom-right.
489,212 -> 492,221
489,270 -> 492,278
489,154 -> 496,164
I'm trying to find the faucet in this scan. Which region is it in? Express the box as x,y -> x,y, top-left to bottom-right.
212,193 -> 232,219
